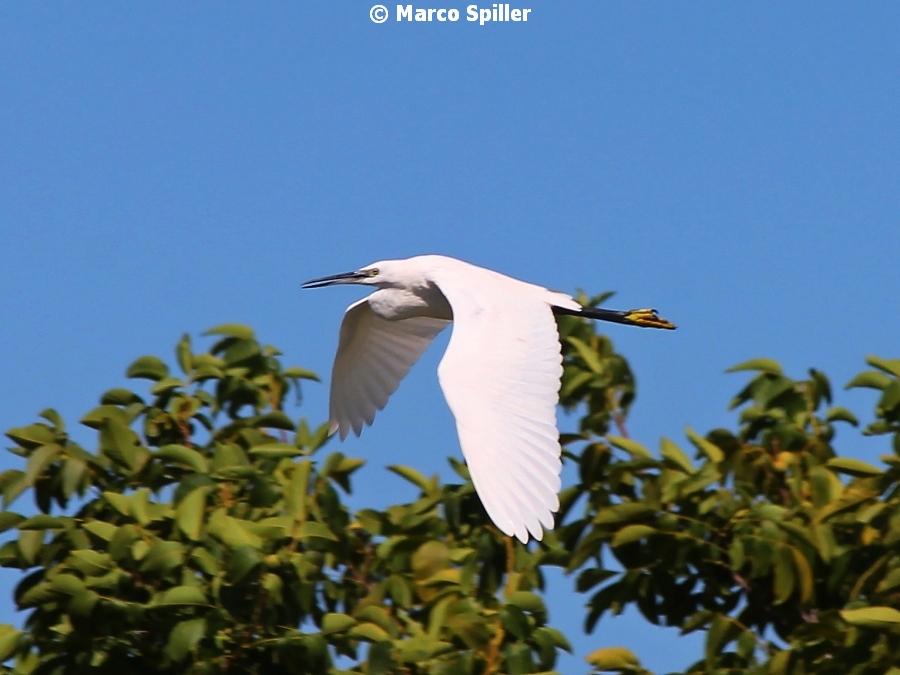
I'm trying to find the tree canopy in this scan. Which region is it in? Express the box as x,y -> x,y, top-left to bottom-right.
1,296 -> 899,675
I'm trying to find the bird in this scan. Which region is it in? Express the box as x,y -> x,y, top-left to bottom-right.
303,255 -> 675,543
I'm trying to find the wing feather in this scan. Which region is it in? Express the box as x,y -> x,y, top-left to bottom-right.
329,298 -> 449,439
430,266 -> 568,543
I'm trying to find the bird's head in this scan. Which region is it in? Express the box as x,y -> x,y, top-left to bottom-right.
302,260 -> 406,290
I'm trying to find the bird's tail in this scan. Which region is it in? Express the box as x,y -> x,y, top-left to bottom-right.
554,305 -> 677,330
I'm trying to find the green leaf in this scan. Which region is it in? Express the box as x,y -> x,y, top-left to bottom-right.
845,370 -> 892,390
349,622 -> 391,642
18,515 -> 66,530
825,406 -> 859,425
685,427 -> 724,463
726,358 -> 783,375
99,417 -> 145,472
62,458 -> 87,499
155,444 -> 208,473
17,582 -> 57,607
203,323 -> 255,340
296,521 -> 337,542
355,606 -> 398,637
419,569 -> 460,587
505,642 -> 534,674
506,591 -> 546,618
705,614 -> 740,661
104,491 -> 132,516
252,516 -> 291,540
253,412 -> 297,431
150,377 -> 184,395
126,355 -> 169,381
80,405 -> 130,429
791,548 -> 814,604
153,586 -> 208,606
535,626 -> 572,653
208,510 -> 263,549
222,339 -> 260,366
1,471 -> 27,509
83,521 -> 118,542
67,549 -> 113,576
5,424 -> 55,449
387,464 -> 432,491
593,503 -> 656,525
192,364 -> 224,382
446,612 -> 492,649
130,487 -> 151,525
283,367 -> 320,382
412,541 -> 450,581
876,568 -> 900,593
611,524 -> 656,547
191,548 -> 221,576
866,355 -> 900,378
18,530 -> 43,564
176,333 -> 193,375
367,640 -> 394,675
427,596 -> 454,637
660,437 -> 695,473
50,573 -> 86,595
100,388 -> 143,406
773,545 -> 795,604
729,539 -> 745,570
165,618 -> 206,662
826,457 -> 883,477
0,625 -> 22,662
808,466 -> 841,507
24,444 -> 61,486
0,512 -> 24,534
38,408 -> 64,431
322,613 -> 356,634
249,443 -> 303,459
438,461 -> 466,487
140,541 -> 184,574
227,545 -> 262,582
769,649 -> 791,675
607,436 -> 652,460
561,369 -> 595,398
840,606 -> 900,626
335,456 -> 366,474
567,336 -> 604,373
879,380 -> 900,413
586,646 -> 640,671
395,635 -> 454,663
576,567 -> 617,593
176,486 -> 211,541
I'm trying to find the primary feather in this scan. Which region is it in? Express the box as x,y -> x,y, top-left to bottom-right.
329,298 -> 449,439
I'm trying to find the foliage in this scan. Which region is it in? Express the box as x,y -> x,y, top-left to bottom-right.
0,302 -> 897,675
561,347 -> 900,675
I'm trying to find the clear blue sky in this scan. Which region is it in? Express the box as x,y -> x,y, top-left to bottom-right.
1,3 -> 898,672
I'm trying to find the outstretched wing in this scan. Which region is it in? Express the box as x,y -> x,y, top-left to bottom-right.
329,298 -> 449,439
430,266 -> 570,543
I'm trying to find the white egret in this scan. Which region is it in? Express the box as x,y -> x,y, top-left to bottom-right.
303,255 -> 674,543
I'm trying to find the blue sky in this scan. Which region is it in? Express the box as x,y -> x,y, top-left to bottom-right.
1,3 -> 898,672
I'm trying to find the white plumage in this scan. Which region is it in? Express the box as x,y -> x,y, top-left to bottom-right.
303,254 -> 674,542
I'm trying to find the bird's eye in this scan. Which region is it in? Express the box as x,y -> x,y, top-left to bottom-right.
367,268 -> 379,276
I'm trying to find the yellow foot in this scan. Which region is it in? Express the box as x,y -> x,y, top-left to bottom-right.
624,308 -> 677,330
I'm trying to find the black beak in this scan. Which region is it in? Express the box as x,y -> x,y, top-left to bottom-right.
301,271 -> 367,289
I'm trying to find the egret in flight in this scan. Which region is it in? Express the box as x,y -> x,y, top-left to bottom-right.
303,255 -> 674,542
